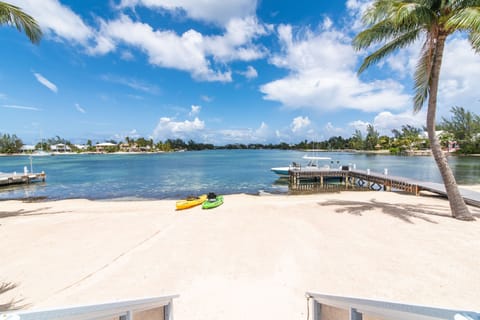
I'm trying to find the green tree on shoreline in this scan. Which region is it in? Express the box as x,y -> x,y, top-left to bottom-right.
364,124 -> 380,150
0,1 -> 42,44
0,133 -> 22,153
353,0 -> 479,221
439,106 -> 480,153
4,106 -> 479,154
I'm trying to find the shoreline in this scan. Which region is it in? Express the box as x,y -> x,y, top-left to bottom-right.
1,184 -> 480,203
2,149 -> 480,157
1,192 -> 479,320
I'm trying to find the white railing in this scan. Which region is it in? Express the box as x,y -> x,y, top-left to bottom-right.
0,295 -> 179,320
306,292 -> 479,320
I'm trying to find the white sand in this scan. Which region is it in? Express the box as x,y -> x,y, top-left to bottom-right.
0,191 -> 479,319
461,184 -> 480,193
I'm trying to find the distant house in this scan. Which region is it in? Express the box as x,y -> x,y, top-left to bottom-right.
20,145 -> 35,153
96,142 -> 117,153
447,140 -> 460,153
75,144 -> 88,151
420,131 -> 459,152
119,143 -> 140,152
50,144 -> 71,153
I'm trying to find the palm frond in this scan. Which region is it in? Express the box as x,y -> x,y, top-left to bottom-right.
449,0 -> 480,11
362,0 -> 398,25
469,31 -> 480,52
413,36 -> 435,112
362,0 -> 434,26
353,20 -> 415,50
446,7 -> 480,32
357,29 -> 421,74
394,2 -> 437,27
0,1 -> 42,44
354,0 -> 434,52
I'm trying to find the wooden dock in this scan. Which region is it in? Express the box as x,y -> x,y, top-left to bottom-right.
0,172 -> 46,187
289,169 -> 480,207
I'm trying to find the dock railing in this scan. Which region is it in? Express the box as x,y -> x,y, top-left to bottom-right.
306,292 -> 479,320
0,295 -> 179,320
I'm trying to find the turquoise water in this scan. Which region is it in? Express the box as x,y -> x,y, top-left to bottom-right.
0,150 -> 479,200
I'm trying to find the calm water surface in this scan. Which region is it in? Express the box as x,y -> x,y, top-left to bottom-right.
0,150 -> 479,200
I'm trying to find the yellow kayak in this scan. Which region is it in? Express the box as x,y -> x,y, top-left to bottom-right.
175,194 -> 207,210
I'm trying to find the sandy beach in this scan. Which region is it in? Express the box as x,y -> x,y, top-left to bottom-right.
1,191 -> 479,319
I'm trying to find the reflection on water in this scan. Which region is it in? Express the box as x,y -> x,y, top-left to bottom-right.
0,150 -> 478,200
448,157 -> 480,184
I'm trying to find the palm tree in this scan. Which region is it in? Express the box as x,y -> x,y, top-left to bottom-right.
353,0 -> 478,221
0,1 -> 42,44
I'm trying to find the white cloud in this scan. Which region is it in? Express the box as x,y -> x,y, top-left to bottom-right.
125,129 -> 141,139
203,16 -> 269,63
92,14 -> 270,82
348,120 -> 370,133
343,2 -> 480,117
291,116 -> 311,133
152,116 -> 205,140
95,15 -> 232,82
117,0 -> 258,26
112,129 -> 142,142
372,111 -> 426,135
345,111 -> 426,137
129,129 -> 140,137
322,17 -> 333,30
345,0 -> 373,32
33,72 -> 58,93
88,33 -> 116,55
369,36 -> 480,117
217,122 -> 273,144
120,51 -> 135,61
239,65 -> 258,79
75,103 -> 86,113
10,0 -> 93,44
101,74 -> 160,94
1,104 -> 40,111
201,95 -> 213,102
324,122 -> 345,136
12,1 -> 270,83
346,0 -> 371,13
438,37 -> 480,115
189,105 -> 201,116
260,24 -> 411,112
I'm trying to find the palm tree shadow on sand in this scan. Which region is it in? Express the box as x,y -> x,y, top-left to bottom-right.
318,198 -> 480,224
0,282 -> 28,312
0,207 -> 71,219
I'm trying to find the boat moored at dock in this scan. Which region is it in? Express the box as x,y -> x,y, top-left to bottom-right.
271,155 -> 344,180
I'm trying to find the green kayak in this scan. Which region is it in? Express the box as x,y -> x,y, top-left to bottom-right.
202,195 -> 224,209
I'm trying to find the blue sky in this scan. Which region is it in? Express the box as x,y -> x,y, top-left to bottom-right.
1,0 -> 479,145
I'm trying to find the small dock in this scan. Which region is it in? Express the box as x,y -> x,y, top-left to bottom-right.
289,169 -> 480,207
0,172 -> 46,187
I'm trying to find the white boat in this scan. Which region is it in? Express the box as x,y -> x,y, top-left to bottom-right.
271,155 -> 337,177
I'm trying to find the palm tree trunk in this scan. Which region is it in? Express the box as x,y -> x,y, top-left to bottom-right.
427,34 -> 474,221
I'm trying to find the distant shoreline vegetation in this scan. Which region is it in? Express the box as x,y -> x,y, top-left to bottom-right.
1,107 -> 479,155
